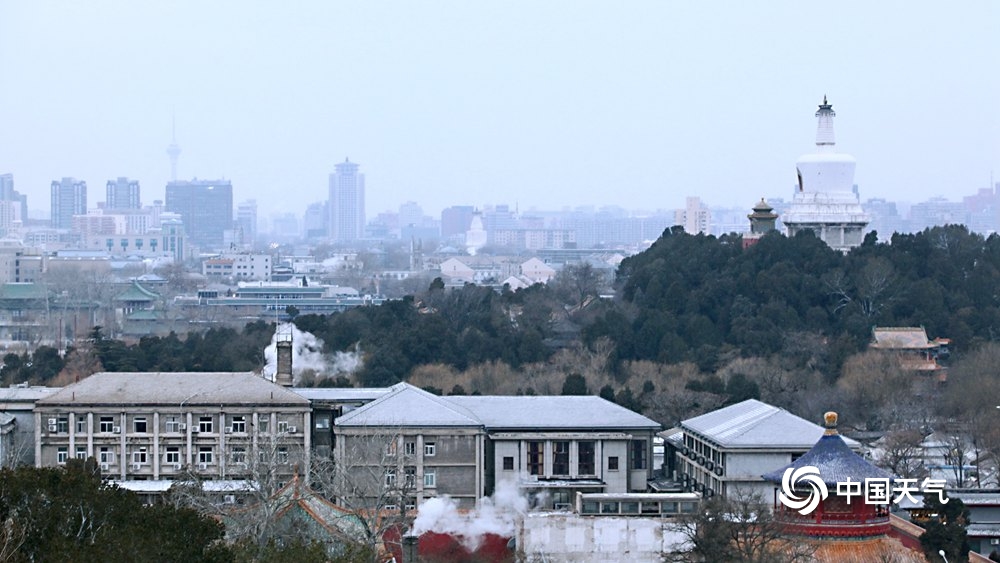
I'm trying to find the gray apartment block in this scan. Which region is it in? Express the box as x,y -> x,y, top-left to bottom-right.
33,372 -> 311,481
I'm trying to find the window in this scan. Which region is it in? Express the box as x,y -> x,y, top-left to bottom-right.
165,447 -> 180,464
385,468 -> 396,487
404,466 -> 416,488
56,416 -> 69,434
528,441 -> 544,476
502,456 -> 515,471
75,446 -> 87,460
198,447 -> 213,465
385,440 -> 398,456
57,447 -> 68,464
132,448 -> 148,464
231,447 -> 247,464
405,498 -> 416,511
276,447 -> 288,465
99,447 -> 114,464
608,456 -> 619,471
76,419 -> 86,434
277,420 -> 289,433
99,416 -> 115,433
631,440 -> 647,470
553,441 -> 570,475
258,417 -> 269,433
230,415 -> 246,433
404,442 -> 416,456
198,416 -> 213,433
133,417 -> 147,433
315,416 -> 331,430
424,442 -> 436,457
424,469 -> 436,488
165,417 -> 181,433
578,441 -> 596,475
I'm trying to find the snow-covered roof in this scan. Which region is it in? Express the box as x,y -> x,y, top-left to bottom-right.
335,383 -> 481,427
762,416 -> 890,486
37,372 -> 310,407
682,399 -> 859,449
291,388 -> 390,402
450,395 -> 660,431
335,383 -> 661,432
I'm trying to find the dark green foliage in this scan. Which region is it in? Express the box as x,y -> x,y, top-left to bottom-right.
601,225 -> 1000,378
919,494 -> 970,562
91,324 -> 275,373
0,460 -> 226,562
1,346 -> 65,385
561,373 -> 588,395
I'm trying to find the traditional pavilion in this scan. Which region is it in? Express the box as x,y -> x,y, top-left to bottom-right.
762,411 -> 894,539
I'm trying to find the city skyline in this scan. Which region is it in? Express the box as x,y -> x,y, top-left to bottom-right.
0,2 -> 997,219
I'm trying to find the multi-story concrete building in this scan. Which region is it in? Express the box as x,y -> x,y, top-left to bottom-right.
33,372 -> 311,481
236,199 -> 258,247
105,177 -> 141,210
50,177 -> 87,230
165,179 -> 233,250
335,383 -> 661,510
202,252 -> 272,280
328,159 -> 365,242
666,399 -> 859,501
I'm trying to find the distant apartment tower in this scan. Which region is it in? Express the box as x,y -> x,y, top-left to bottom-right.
0,174 -> 27,232
165,179 -> 233,250
328,159 -> 365,242
50,177 -> 87,229
303,201 -> 328,239
675,196 -> 710,234
105,177 -> 141,210
236,200 -> 258,246
441,205 -> 475,238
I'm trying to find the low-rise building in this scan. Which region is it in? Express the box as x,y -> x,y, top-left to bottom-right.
335,383 -> 661,510
667,399 -> 860,500
33,372 -> 311,482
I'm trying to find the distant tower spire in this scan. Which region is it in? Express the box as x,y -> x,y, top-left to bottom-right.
166,115 -> 182,182
815,96 -> 836,147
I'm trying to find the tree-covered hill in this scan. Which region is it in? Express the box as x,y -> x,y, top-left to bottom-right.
586,225 -> 1000,374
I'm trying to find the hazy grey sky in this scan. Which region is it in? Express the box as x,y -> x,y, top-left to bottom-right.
1,1 -> 997,220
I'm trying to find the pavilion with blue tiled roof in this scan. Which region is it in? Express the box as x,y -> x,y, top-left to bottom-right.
762,412 -> 895,539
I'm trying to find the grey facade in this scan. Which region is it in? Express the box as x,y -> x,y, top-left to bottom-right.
335,384 -> 661,510
34,372 -> 310,481
105,177 -> 141,210
165,179 -> 233,250
51,177 -> 87,229
328,159 -> 365,242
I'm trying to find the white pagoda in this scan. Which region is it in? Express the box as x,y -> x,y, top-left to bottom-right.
782,97 -> 870,251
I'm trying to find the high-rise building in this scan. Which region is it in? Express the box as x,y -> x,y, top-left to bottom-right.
0,174 -> 27,228
441,206 -> 475,239
782,97 -> 869,251
303,201 -> 328,240
328,159 -> 365,242
105,177 -> 141,210
236,199 -> 258,247
165,179 -> 233,249
50,177 -> 87,229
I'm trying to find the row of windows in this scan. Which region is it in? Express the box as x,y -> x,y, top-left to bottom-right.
59,445 -> 290,467
384,467 -> 436,488
514,440 -> 646,476
47,414 -> 296,435
386,441 -> 436,457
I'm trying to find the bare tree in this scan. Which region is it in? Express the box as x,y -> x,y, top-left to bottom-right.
314,428 -> 421,562
670,491 -> 814,563
877,429 -> 928,480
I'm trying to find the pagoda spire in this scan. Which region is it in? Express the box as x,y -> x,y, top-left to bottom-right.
815,95 -> 836,147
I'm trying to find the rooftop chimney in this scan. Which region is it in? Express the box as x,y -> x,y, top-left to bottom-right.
275,333 -> 293,387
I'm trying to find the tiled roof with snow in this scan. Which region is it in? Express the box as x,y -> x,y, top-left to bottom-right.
682,399 -> 858,449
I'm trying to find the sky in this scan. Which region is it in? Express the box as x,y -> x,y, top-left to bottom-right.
1,1 -> 997,221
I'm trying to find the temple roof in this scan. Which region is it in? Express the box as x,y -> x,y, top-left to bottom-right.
762,412 -> 892,486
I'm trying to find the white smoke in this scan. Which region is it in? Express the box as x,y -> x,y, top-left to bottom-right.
263,322 -> 363,384
409,479 -> 528,551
